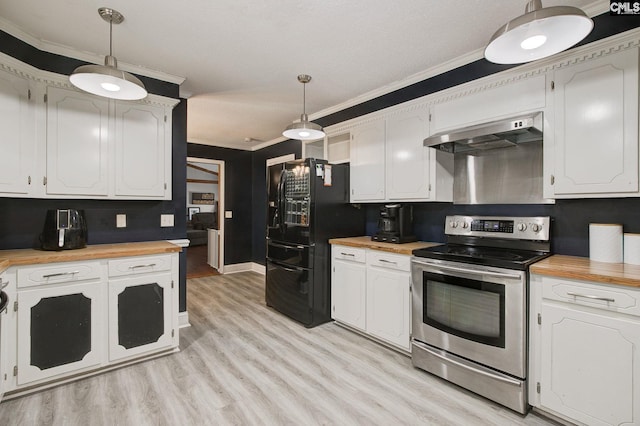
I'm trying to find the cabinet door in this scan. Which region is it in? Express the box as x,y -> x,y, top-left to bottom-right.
540,302 -> 640,425
108,273 -> 174,361
331,259 -> 366,331
366,266 -> 411,351
114,103 -> 169,198
0,70 -> 34,195
17,282 -> 103,385
350,120 -> 386,202
46,86 -> 109,196
386,108 -> 430,200
549,48 -> 639,196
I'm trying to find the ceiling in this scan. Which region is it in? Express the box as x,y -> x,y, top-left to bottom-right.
0,0 -> 605,150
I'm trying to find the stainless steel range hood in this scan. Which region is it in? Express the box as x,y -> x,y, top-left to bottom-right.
424,112 -> 543,153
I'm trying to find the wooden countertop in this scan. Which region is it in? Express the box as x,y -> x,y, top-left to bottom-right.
328,236 -> 441,256
0,241 -> 181,274
531,255 -> 640,288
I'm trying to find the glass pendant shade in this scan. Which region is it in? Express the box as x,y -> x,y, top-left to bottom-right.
69,8 -> 147,100
484,0 -> 593,64
283,74 -> 325,141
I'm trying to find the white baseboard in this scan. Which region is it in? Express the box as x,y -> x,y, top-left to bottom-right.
251,263 -> 266,275
223,262 -> 265,275
178,311 -> 190,328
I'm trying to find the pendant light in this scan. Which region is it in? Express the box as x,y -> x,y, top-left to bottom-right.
484,0 -> 593,64
70,7 -> 147,100
282,74 -> 325,141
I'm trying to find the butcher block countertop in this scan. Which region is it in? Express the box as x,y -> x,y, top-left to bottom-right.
531,255 -> 640,288
328,236 -> 440,256
0,241 -> 181,274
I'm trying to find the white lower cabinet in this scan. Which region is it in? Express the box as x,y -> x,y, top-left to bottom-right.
530,274 -> 640,425
108,271 -> 176,362
7,252 -> 179,394
366,251 -> 411,351
331,246 -> 366,331
331,245 -> 411,352
17,280 -> 104,385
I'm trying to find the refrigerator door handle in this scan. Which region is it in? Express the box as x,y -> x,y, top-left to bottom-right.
267,258 -> 307,272
268,241 -> 306,250
277,169 -> 287,231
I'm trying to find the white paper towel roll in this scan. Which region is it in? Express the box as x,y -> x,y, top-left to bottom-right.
589,223 -> 623,263
624,233 -> 640,265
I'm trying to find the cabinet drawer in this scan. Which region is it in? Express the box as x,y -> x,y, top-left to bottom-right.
108,255 -> 172,277
367,250 -> 410,272
332,245 -> 366,263
539,275 -> 640,318
17,261 -> 102,288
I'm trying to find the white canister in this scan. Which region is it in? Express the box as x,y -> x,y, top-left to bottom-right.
589,223 -> 623,263
624,233 -> 640,265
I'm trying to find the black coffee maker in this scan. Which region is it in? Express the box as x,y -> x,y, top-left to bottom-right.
372,204 -> 416,244
41,209 -> 88,251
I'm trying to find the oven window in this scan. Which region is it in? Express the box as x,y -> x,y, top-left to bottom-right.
423,272 -> 505,348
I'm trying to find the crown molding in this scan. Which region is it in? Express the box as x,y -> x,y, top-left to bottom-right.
0,16 -> 185,85
0,51 -> 179,108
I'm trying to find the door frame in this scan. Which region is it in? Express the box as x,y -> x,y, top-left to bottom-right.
187,156 -> 225,273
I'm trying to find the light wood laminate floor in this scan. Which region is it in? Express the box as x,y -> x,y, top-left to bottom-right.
0,272 -> 558,425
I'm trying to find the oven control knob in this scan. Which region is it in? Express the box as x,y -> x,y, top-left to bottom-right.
450,221 -> 458,228
461,221 -> 469,229
517,223 -> 527,232
531,223 -> 542,233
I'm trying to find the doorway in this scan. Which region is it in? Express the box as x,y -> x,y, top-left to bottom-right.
186,157 -> 225,277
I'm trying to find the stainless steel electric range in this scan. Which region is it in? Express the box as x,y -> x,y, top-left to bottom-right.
410,215 -> 551,414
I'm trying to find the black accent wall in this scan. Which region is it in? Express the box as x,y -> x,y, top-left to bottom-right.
186,144 -> 254,265
0,33 -> 188,312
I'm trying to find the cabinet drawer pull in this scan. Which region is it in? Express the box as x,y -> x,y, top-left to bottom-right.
129,263 -> 157,270
566,292 -> 615,303
340,253 -> 355,257
379,259 -> 397,265
42,271 -> 80,279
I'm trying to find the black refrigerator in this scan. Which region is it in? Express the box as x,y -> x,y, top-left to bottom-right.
266,158 -> 364,327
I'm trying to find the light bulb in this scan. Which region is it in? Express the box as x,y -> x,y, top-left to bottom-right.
101,82 -> 121,92
521,35 -> 547,50
299,131 -> 311,138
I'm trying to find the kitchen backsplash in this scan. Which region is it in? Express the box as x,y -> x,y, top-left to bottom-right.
364,198 -> 640,257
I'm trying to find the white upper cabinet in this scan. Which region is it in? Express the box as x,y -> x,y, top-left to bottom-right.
347,104 -> 453,203
545,48 -> 639,197
115,103 -> 170,198
386,107 -> 431,200
429,75 -> 546,135
0,68 -> 34,195
0,55 -> 177,200
46,86 -> 110,196
350,119 -> 386,202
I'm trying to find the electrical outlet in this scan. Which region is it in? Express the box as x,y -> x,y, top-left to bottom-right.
116,214 -> 126,228
224,211 -> 233,219
160,214 -> 174,227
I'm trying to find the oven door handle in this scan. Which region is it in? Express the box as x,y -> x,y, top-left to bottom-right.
413,340 -> 522,387
411,259 -> 522,280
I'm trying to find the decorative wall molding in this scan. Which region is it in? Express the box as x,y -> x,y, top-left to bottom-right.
0,51 -> 180,109
325,28 -> 640,136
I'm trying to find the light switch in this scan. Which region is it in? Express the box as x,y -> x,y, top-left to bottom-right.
224,211 -> 233,219
160,214 -> 174,227
116,214 -> 126,228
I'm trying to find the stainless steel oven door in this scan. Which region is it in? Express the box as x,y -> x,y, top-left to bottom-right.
411,257 -> 526,378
